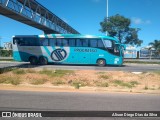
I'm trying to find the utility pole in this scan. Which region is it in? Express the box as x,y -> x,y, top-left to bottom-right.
107,0 -> 109,19
0,36 -> 1,57
106,0 -> 109,36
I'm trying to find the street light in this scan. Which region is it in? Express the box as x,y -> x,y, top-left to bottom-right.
106,0 -> 109,35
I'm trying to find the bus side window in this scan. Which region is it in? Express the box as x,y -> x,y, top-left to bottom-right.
50,38 -> 56,46
56,39 -> 62,46
76,39 -> 83,47
69,39 -> 76,47
98,39 -> 104,48
90,39 -> 97,47
82,39 -> 89,47
40,38 -> 49,46
62,39 -> 69,46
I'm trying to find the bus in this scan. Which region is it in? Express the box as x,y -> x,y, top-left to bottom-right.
12,34 -> 125,66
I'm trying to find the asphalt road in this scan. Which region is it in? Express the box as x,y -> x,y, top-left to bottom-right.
0,90 -> 160,120
0,62 -> 160,72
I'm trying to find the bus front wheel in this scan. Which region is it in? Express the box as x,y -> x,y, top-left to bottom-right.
29,57 -> 38,65
97,59 -> 106,67
39,57 -> 48,65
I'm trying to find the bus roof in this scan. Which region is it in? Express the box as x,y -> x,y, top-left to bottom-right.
13,34 -> 119,42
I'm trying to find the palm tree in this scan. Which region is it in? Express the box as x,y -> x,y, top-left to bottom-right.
149,40 -> 160,57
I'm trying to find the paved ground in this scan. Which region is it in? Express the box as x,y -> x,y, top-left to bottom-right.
0,90 -> 160,120
0,61 -> 160,72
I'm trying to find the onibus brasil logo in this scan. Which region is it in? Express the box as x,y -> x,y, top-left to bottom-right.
51,48 -> 67,62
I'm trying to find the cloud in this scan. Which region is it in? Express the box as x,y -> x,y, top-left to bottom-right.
131,17 -> 151,25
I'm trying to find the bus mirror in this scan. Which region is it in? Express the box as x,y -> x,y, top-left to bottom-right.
121,44 -> 126,50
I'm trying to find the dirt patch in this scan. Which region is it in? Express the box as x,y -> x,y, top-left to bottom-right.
0,68 -> 160,94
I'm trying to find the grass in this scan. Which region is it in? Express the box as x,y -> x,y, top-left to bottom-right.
0,76 -> 21,85
30,78 -> 48,85
71,80 -> 87,89
96,82 -> 109,87
113,80 -> 139,88
25,69 -> 37,73
52,79 -> 65,86
152,70 -> 160,75
96,72 -> 106,74
99,75 -> 109,79
144,86 -> 149,90
0,67 -> 16,74
130,81 -> 139,86
39,69 -> 74,77
12,69 -> 26,74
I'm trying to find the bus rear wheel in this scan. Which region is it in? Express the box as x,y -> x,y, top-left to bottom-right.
29,57 -> 38,65
39,57 -> 48,65
97,59 -> 106,67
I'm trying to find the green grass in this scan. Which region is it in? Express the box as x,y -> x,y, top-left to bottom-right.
0,59 -> 14,61
113,80 -> 138,88
25,69 -> 37,73
52,79 -> 65,86
0,67 -> 16,74
39,69 -> 74,77
30,78 -> 48,85
96,82 -> 109,87
96,72 -> 106,74
99,75 -> 109,79
0,76 -> 21,85
151,70 -> 160,75
71,81 -> 86,89
144,86 -> 149,90
129,81 -> 139,86
12,69 -> 26,74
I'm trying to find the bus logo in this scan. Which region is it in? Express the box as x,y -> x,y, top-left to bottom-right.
51,48 -> 67,61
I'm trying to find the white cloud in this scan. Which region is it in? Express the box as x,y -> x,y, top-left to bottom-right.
131,17 -> 151,25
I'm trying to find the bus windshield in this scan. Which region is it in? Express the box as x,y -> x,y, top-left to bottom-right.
103,39 -> 120,56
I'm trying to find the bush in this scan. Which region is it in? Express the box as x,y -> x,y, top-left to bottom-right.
30,78 -> 48,85
113,80 -> 133,88
52,79 -> 65,86
39,69 -> 74,77
13,69 -> 26,74
99,75 -> 109,79
96,82 -> 109,87
0,76 -> 21,85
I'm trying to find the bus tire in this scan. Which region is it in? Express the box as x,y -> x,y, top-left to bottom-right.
97,59 -> 106,67
39,57 -> 48,65
29,56 -> 38,65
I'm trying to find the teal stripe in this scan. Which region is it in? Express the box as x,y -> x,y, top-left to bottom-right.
44,46 -> 51,56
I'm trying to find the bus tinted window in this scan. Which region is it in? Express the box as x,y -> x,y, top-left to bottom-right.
56,39 -> 62,46
90,39 -> 97,47
62,39 -> 69,46
69,39 -> 76,47
13,37 -> 39,46
98,40 -> 104,48
76,39 -> 83,47
50,38 -> 56,46
40,39 -> 49,46
82,39 -> 89,47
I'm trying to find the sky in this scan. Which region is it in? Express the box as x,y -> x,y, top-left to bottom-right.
0,0 -> 160,48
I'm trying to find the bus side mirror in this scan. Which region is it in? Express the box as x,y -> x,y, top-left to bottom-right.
121,44 -> 126,50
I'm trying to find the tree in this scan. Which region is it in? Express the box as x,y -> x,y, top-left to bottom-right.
149,40 -> 160,56
100,14 -> 143,46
